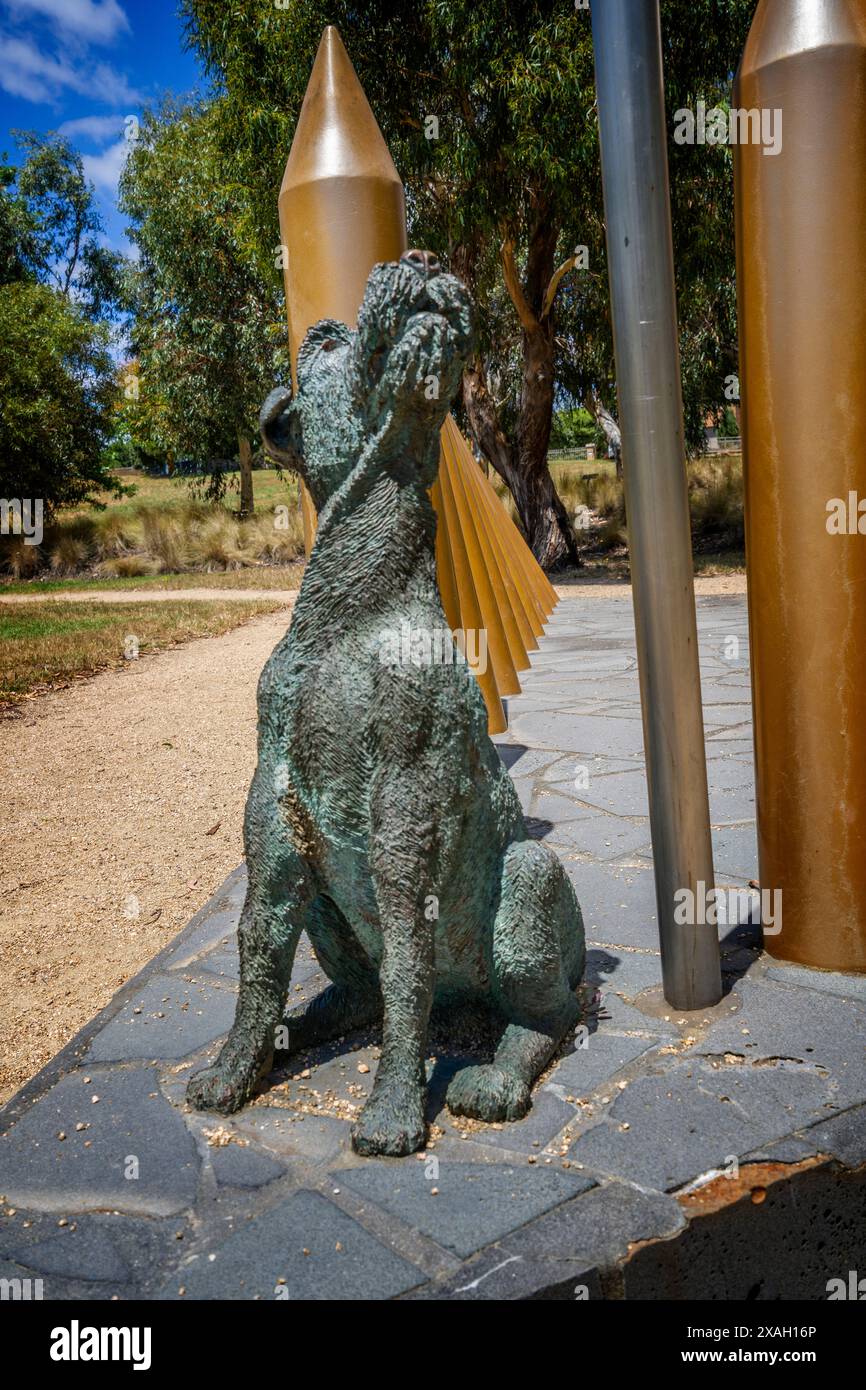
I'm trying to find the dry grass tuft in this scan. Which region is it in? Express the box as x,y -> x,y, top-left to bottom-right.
96,555 -> 163,579
2,537 -> 42,579
688,455 -> 745,546
0,471 -> 307,583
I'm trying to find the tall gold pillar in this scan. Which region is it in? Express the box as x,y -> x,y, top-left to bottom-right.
278,25 -> 557,735
734,0 -> 866,970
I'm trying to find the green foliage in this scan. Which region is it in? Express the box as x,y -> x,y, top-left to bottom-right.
719,405 -> 740,438
119,102 -> 288,491
0,281 -> 119,516
535,0 -> 754,452
6,132 -> 127,318
0,163 -> 37,286
550,407 -> 595,450
0,134 -> 128,518
182,1 -> 598,390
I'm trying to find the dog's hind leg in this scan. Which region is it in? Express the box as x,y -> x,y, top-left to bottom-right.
276,896 -> 382,1055
447,838 -> 585,1123
187,777 -> 315,1115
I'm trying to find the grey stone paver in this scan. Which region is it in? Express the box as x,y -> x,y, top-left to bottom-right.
567,1059 -> 834,1189
2,592 -> 864,1300
87,973 -> 239,1063
231,1106 -> 352,1163
595,990 -> 678,1037
710,823 -> 759,880
567,769 -> 651,818
8,1226 -> 130,1283
0,1210 -> 187,1299
552,813 -> 653,861
564,859 -> 660,950
337,1162 -> 595,1259
691,978 -> 866,1105
159,1190 -> 422,1300
803,1103 -> 866,1168
209,1143 -> 286,1189
0,1064 -> 200,1216
553,1032 -> 663,1097
455,1086 -> 577,1155
765,960 -> 866,1004
586,942 -> 663,996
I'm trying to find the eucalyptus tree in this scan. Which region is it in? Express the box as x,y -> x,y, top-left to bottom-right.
119,102 -> 286,513
182,0 -> 753,565
0,136 -> 123,518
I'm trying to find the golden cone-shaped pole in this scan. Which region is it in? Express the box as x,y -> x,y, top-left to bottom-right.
278,25 -> 406,552
734,0 -> 866,972
278,26 -> 557,734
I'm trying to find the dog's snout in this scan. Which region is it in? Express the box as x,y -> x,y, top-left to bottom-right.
402,248 -> 440,279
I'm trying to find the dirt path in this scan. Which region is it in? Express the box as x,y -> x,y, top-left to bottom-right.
0,603 -> 293,1105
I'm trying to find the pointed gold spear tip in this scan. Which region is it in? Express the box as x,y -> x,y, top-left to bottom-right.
281,26 -> 403,191
279,23 -> 407,374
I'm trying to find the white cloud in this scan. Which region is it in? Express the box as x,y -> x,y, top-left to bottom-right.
81,133 -> 129,193
0,32 -> 140,105
58,112 -> 125,142
2,0 -> 130,45
87,59 -> 140,107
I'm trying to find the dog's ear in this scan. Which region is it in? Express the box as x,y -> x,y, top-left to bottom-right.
260,386 -> 304,476
297,318 -> 353,385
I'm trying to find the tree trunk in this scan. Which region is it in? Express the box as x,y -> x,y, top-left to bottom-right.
460,209 -> 581,571
462,359 -> 516,486
586,392 -> 623,479
463,353 -> 581,571
237,431 -> 254,517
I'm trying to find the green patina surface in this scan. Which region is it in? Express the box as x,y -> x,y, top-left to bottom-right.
188,254 -> 585,1155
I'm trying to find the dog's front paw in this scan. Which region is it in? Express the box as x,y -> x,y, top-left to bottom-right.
446,1065 -> 531,1123
187,1041 -> 272,1115
187,1063 -> 248,1115
351,1082 -> 426,1157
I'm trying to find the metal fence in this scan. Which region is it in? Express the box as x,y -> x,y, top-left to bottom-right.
548,439 -> 741,463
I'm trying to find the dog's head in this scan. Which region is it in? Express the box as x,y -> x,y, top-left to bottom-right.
261,251 -> 473,515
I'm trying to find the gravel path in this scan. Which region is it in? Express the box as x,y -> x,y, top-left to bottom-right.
0,602 -> 293,1104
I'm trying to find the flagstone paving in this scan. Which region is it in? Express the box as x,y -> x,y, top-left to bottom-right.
1,595 -> 864,1300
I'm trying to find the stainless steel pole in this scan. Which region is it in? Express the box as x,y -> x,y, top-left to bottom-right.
591,0 -> 721,1008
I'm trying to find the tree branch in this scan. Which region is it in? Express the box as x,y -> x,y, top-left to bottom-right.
541,254 -> 577,321
500,235 -> 539,334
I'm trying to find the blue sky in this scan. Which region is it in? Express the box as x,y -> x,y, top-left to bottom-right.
0,0 -> 206,254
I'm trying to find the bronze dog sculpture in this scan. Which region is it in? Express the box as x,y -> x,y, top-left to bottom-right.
188,250 -> 585,1156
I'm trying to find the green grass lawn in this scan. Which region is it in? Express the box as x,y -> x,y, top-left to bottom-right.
0,564 -> 305,595
82,467 -> 301,516
0,596 -> 287,703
